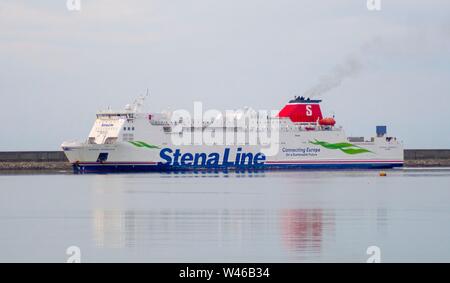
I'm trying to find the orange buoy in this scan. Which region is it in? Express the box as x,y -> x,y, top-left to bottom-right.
379,171 -> 387,177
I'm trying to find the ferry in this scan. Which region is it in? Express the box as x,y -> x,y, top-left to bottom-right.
61,95 -> 403,172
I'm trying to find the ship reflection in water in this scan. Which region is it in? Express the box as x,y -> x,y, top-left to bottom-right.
281,209 -> 334,255
89,171 -> 341,262
92,208 -> 336,262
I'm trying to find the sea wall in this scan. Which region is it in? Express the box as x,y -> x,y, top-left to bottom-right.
0,151 -> 70,170
404,149 -> 450,167
0,150 -> 449,170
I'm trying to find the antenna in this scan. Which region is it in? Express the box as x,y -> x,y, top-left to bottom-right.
129,89 -> 150,113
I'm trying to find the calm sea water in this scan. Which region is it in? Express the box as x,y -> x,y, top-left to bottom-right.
1,168 -> 450,262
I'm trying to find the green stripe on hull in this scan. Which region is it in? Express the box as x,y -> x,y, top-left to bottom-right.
309,139 -> 372,155
129,141 -> 160,149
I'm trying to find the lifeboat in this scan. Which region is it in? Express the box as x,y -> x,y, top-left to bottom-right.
319,117 -> 336,126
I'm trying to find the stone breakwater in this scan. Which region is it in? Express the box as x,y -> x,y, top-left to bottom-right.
0,151 -> 71,171
0,150 -> 450,171
0,161 -> 72,170
404,149 -> 450,167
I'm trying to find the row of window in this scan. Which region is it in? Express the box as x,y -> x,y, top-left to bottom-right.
123,133 -> 134,142
123,127 -> 135,131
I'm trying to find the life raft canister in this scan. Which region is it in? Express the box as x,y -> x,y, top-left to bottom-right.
319,117 -> 336,126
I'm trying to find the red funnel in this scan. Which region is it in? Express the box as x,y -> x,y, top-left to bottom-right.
278,97 -> 323,123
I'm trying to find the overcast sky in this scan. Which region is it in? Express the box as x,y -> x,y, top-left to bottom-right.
1,0 -> 449,150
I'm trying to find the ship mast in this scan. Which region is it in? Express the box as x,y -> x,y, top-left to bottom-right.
131,89 -> 150,113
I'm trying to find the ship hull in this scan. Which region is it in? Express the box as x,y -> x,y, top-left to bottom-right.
63,126 -> 404,173
72,160 -> 403,173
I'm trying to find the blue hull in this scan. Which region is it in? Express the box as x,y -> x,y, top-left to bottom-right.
72,163 -> 403,173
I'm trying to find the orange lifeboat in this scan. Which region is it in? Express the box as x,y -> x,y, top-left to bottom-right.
319,117 -> 336,126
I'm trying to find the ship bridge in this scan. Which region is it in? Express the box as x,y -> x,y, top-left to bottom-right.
87,111 -> 129,145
